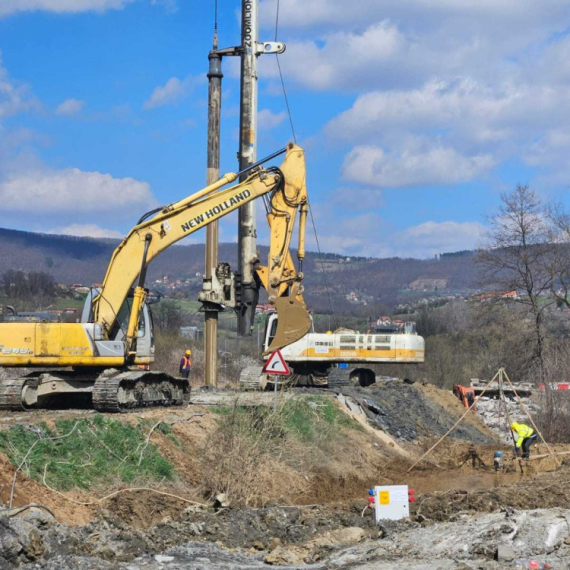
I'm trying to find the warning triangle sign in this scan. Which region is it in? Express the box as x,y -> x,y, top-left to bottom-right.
262,349 -> 291,376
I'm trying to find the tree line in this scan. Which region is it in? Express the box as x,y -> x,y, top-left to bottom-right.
1,270 -> 55,301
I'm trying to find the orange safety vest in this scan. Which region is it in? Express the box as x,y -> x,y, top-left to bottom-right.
181,356 -> 192,371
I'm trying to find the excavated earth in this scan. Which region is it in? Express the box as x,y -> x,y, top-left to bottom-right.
1,382 -> 569,568
341,380 -> 495,443
4,472 -> 570,569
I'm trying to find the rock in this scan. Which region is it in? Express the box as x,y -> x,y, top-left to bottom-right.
16,507 -> 56,529
327,527 -> 366,546
268,537 -> 282,550
213,494 -> 231,510
496,544 -> 516,561
264,545 -> 305,566
565,536 -> 570,545
154,554 -> 175,563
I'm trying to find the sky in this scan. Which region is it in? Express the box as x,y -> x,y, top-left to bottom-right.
1,1 -> 570,259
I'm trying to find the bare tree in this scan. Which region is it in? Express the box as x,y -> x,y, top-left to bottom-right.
478,184 -> 554,384
544,203 -> 570,309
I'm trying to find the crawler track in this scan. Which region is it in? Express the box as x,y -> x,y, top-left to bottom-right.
0,368 -> 190,412
0,377 -> 39,411
92,371 -> 190,413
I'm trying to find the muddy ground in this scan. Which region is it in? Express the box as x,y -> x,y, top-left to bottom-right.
4,466 -> 570,569
1,383 -> 569,568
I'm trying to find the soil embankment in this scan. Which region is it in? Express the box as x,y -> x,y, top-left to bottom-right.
0,382 -> 568,569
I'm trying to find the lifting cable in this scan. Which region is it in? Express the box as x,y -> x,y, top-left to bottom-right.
274,0 -> 297,144
273,0 -> 337,330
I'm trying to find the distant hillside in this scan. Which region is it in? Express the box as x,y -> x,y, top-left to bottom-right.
0,227 -> 481,313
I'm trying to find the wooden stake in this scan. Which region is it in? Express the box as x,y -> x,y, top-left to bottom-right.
525,450 -> 570,462
407,370 -> 501,472
503,370 -> 561,467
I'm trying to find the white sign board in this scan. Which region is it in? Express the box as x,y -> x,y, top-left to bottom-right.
262,349 -> 291,375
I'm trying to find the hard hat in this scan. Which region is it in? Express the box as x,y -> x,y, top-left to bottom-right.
186,350 -> 192,356
326,330 -> 333,335
510,422 -> 517,430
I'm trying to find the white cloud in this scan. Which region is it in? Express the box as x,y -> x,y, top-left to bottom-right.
0,0 -> 135,16
0,168 -> 157,213
305,211 -> 485,258
55,98 -> 85,116
304,212 -> 388,257
342,144 -> 494,187
48,223 -> 123,239
393,221 -> 485,257
261,22 -> 407,91
260,0 -> 569,37
326,79 -> 570,145
258,108 -> 286,130
0,53 -> 40,119
144,76 -> 196,109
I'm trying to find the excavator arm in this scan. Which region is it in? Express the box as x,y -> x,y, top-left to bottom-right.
92,143 -> 311,354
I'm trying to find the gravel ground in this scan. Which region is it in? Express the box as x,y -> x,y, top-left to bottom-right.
12,507 -> 570,569
342,381 -> 495,443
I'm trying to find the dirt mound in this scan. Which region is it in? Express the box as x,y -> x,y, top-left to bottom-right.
415,382 -> 497,437
0,453 -> 92,525
341,381 -> 496,443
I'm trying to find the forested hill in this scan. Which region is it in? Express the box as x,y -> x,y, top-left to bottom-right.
0,227 -> 480,312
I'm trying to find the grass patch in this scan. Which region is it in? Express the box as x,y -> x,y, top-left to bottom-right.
202,395 -> 362,505
281,396 -> 359,441
0,416 -> 175,492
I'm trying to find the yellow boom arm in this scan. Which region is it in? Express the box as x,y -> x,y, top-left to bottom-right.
92,143 -> 310,351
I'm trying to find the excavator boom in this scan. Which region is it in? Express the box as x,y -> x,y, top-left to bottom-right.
92,142 -> 310,350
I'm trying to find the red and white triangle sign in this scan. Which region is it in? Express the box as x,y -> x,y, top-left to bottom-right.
262,349 -> 291,375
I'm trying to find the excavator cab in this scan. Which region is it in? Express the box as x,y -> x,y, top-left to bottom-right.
81,288 -> 155,364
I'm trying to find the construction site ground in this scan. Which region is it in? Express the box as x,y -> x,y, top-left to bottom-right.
1,381 -> 569,569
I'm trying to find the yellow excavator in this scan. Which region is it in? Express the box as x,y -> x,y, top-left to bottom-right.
0,143 -> 311,411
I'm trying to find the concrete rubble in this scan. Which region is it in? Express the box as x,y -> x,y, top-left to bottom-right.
3,505 -> 568,569
476,396 -> 540,443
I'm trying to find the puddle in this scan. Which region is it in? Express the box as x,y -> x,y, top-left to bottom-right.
404,469 -> 527,495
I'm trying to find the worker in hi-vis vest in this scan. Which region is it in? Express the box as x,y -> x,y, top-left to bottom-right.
179,350 -> 192,379
511,422 -> 538,459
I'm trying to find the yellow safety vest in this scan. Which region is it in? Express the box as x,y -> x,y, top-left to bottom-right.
512,423 -> 534,448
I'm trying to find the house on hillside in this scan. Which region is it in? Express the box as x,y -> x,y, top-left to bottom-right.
474,290 -> 518,302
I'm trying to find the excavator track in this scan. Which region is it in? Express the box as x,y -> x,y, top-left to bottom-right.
0,377 -> 39,411
326,367 -> 352,389
239,366 -> 265,391
92,371 -> 190,413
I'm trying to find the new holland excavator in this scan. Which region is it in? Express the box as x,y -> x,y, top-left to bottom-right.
0,143 -> 311,411
240,315 -> 425,389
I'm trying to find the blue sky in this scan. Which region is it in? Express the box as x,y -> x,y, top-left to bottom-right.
1,1 -> 570,258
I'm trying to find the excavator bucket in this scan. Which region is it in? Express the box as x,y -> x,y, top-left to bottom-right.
264,297 -> 312,355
